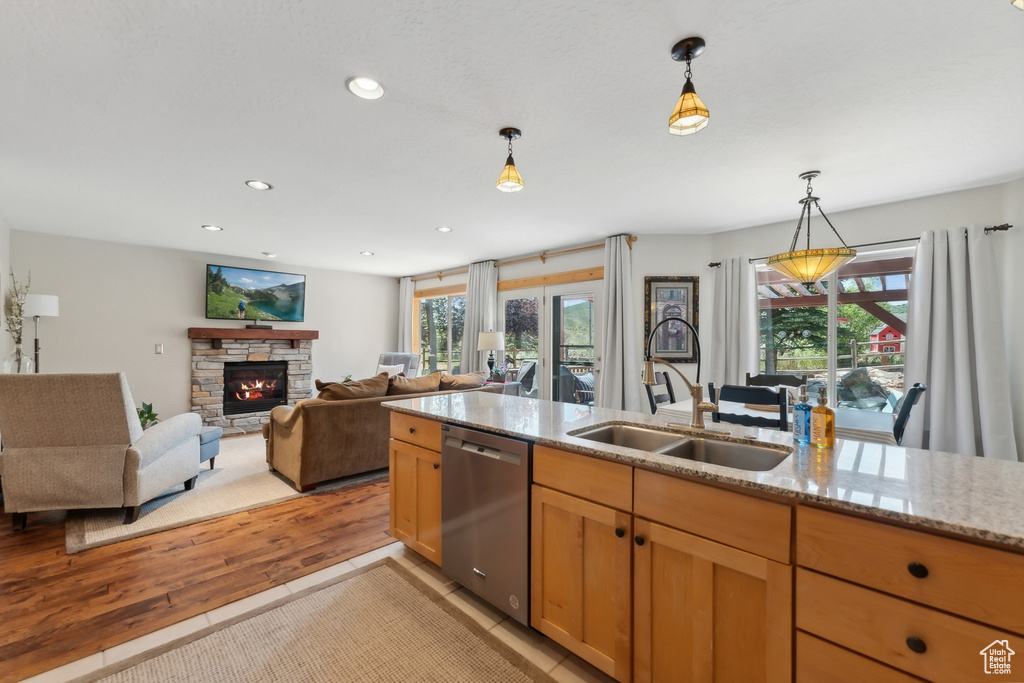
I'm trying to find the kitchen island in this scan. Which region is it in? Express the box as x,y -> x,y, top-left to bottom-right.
384,391 -> 1024,683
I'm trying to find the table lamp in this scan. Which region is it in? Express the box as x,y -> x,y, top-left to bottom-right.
477,331 -> 504,373
23,294 -> 59,373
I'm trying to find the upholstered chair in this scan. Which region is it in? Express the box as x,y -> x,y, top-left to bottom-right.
0,372 -> 201,529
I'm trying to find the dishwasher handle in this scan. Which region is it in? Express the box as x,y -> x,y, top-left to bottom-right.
443,435 -> 522,466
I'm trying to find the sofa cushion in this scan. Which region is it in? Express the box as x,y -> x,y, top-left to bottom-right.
316,372 -> 390,400
439,371 -> 487,391
387,370 -> 443,396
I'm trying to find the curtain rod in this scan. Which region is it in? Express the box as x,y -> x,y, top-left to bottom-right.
402,235 -> 637,283
741,224 -> 1013,264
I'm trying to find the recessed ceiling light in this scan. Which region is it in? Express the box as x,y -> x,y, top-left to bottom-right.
436,226 -> 452,233
262,252 -> 277,258
245,180 -> 273,190
360,251 -> 375,256
201,224 -> 223,231
345,76 -> 385,100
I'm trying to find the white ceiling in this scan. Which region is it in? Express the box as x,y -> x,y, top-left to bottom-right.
1,1 -> 1022,278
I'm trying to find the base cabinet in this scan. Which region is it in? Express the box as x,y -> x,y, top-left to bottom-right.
531,484 -> 633,682
633,518 -> 792,683
389,415 -> 443,565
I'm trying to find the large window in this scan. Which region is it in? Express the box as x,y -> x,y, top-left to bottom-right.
417,294 -> 465,374
757,249 -> 913,413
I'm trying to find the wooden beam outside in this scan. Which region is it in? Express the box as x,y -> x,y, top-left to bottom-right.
759,289 -> 909,309
857,301 -> 907,335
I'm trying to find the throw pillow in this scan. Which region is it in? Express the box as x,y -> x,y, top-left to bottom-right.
439,371 -> 487,391
376,363 -> 405,377
386,370 -> 443,396
316,372 -> 390,400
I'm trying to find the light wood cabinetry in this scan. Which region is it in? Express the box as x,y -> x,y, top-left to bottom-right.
796,506 -> 1024,681
389,414 -> 443,565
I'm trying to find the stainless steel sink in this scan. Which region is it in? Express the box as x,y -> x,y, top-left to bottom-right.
657,438 -> 791,471
570,424 -> 684,451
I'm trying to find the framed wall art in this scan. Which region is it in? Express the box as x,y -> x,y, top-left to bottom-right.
644,276 -> 699,362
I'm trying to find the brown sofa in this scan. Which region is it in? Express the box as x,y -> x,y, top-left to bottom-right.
262,372 -> 501,491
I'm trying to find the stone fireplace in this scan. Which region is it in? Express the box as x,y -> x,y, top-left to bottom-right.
188,328 -> 319,435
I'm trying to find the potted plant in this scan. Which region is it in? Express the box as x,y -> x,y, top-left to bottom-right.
137,402 -> 159,429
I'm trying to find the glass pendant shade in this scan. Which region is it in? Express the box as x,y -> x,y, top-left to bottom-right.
496,155 -> 524,192
766,248 -> 857,286
669,80 -> 709,136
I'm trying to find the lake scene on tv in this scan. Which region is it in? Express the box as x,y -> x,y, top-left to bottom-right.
206,265 -> 306,322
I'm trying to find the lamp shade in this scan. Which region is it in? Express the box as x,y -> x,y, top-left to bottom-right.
1014,0 -> 1023,9
766,248 -> 857,286
23,294 -> 59,318
668,80 -> 709,136
496,156 -> 524,192
477,331 -> 504,351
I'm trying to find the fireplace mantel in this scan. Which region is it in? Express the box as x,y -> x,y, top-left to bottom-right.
188,327 -> 319,349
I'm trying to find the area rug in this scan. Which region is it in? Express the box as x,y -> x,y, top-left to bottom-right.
78,559 -> 554,682
65,434 -> 388,554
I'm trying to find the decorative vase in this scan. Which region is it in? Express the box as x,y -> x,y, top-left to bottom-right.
3,344 -> 34,374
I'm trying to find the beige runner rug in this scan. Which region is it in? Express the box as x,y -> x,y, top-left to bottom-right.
78,559 -> 554,682
65,434 -> 387,553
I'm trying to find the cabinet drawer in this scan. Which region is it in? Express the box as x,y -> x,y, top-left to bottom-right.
796,506 -> 1024,634
634,469 -> 791,563
797,631 -> 925,683
797,568 -> 1018,682
533,445 -> 632,511
389,413 -> 442,452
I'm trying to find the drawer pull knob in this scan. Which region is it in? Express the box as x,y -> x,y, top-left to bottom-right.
409,427 -> 416,434
615,528 -> 625,538
906,636 -> 927,654
433,463 -> 439,470
907,562 -> 929,579
635,535 -> 645,546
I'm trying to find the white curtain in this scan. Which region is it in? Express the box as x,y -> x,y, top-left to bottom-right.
597,235 -> 641,411
709,258 -> 760,386
461,261 -> 499,374
905,227 -> 1018,459
397,276 -> 415,353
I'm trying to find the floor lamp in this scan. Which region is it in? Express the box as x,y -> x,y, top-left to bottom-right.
23,294 -> 59,373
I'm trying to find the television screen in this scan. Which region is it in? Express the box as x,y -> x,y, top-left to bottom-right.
206,264 -> 306,323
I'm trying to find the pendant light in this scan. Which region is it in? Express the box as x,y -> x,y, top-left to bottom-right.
668,37 -> 709,136
496,128 -> 524,192
766,171 -> 857,286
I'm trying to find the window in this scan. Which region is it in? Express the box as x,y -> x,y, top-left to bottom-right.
757,248 -> 913,413
417,294 -> 465,374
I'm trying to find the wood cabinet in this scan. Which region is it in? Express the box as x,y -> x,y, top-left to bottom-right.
796,506 -> 1024,681
389,414 -> 443,565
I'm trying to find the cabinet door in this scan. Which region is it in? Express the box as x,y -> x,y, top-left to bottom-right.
531,485 -> 632,682
633,518 -> 792,683
389,439 -> 442,565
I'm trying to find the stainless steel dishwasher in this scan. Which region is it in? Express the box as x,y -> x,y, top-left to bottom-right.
441,423 -> 532,625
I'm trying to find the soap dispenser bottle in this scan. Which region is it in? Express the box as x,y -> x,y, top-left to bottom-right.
792,385 -> 812,444
810,388 -> 835,449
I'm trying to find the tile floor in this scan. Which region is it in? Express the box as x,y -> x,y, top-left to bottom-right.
20,541 -> 615,683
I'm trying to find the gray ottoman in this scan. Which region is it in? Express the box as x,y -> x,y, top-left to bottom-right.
200,426 -> 223,469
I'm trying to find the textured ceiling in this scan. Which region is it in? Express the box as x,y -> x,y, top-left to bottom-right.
0,1 -> 1022,277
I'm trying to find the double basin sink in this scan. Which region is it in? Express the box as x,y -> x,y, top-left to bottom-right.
568,423 -> 791,472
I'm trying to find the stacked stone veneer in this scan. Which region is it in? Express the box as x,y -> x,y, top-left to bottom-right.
190,337 -> 312,435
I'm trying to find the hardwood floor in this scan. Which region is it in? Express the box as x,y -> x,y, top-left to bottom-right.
0,478 -> 393,683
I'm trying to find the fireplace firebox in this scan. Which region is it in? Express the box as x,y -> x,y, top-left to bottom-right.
223,361 -> 288,415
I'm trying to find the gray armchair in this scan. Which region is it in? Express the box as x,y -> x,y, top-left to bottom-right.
0,372 -> 201,529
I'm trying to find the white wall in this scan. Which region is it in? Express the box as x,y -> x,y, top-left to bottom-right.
10,231 -> 397,417
998,178 -> 1024,459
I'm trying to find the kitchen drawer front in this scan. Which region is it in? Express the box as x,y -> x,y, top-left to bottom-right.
797,631 -> 926,683
634,469 -> 791,563
390,412 -> 442,452
797,568 -> 1021,682
797,505 -> 1024,634
533,445 -> 632,511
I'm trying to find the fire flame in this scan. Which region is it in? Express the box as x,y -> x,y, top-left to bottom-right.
235,379 -> 278,401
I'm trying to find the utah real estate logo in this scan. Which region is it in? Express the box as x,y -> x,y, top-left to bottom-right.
980,640 -> 1015,675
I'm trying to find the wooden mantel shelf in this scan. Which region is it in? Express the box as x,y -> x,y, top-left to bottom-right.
188,327 -> 319,349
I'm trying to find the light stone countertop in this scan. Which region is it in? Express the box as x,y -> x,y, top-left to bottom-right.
384,391 -> 1024,550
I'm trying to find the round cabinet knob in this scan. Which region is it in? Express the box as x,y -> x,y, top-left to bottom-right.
409,427 -> 415,434
907,562 -> 929,579
615,528 -> 625,538
635,536 -> 645,546
432,463 -> 439,470
906,636 -> 927,654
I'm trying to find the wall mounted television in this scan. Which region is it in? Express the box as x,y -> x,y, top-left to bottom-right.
206,264 -> 306,323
